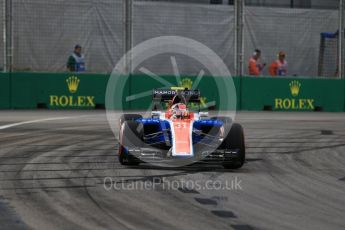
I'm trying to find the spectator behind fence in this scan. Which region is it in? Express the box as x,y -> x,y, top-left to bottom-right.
67,45 -> 86,72
269,51 -> 288,77
248,49 -> 266,76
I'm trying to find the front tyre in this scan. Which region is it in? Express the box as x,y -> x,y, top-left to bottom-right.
118,146 -> 140,166
118,120 -> 143,166
222,123 -> 245,169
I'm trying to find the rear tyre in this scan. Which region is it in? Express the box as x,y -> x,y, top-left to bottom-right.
222,123 -> 245,169
118,120 -> 143,166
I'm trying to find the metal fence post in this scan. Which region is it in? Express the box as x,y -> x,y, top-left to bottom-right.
339,0 -> 344,79
2,0 -> 6,72
4,0 -> 13,73
234,0 -> 245,110
234,0 -> 244,77
234,0 -> 238,76
124,0 -> 133,74
240,0 -> 244,77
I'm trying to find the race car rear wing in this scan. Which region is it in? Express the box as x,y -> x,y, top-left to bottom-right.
153,89 -> 201,103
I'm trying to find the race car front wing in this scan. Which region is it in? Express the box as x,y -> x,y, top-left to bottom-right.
124,147 -> 241,164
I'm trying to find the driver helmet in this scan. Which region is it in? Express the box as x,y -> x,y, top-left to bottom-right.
171,103 -> 188,119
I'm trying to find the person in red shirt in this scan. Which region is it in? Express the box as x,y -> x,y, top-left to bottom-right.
269,51 -> 288,77
248,49 -> 266,76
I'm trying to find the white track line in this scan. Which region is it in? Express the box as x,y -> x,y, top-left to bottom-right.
0,116 -> 87,130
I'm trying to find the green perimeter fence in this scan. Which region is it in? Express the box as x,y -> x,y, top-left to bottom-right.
0,72 -> 344,112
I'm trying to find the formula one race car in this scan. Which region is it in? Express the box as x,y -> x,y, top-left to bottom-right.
118,88 -> 245,169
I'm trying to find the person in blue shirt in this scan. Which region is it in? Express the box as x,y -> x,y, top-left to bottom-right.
67,45 -> 86,72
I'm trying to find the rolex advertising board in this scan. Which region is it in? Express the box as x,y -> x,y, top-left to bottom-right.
274,80 -> 315,111
10,73 -> 108,109
49,76 -> 96,108
4,73 -> 345,111
241,77 -> 344,112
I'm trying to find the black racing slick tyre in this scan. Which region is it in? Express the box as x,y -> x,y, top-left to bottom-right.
222,123 -> 246,169
118,120 -> 143,166
119,114 -> 142,127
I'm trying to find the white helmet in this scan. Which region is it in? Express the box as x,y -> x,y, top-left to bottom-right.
171,103 -> 188,119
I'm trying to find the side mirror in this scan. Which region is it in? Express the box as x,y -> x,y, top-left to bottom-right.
199,112 -> 209,119
152,111 -> 161,119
